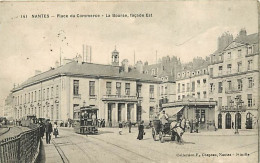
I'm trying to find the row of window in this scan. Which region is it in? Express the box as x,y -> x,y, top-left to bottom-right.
15,85 -> 59,105
218,94 -> 254,108
212,46 -> 254,63
73,80 -> 155,98
210,59 -> 253,77
177,69 -> 208,79
16,104 -> 59,120
210,77 -> 254,93
177,91 -> 207,100
177,79 -> 207,93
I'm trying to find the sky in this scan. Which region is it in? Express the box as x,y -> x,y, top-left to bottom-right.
0,1 -> 258,106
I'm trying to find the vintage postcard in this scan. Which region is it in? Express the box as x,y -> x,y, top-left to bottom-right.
0,1 -> 259,163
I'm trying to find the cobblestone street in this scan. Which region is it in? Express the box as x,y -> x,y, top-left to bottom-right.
41,127 -> 258,163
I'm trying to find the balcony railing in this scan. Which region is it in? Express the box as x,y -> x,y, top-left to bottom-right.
102,95 -> 137,101
219,105 -> 246,112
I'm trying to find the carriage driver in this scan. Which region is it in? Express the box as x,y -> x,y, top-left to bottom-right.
159,110 -> 168,131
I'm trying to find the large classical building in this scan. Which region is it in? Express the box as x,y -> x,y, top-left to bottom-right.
11,49 -> 160,126
208,29 -> 259,130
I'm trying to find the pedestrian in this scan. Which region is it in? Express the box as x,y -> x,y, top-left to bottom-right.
137,121 -> 144,140
190,119 -> 193,133
102,119 -> 106,127
39,121 -> 45,139
232,121 -> 234,129
45,120 -> 53,144
119,121 -> 123,135
195,119 -> 199,133
53,122 -> 59,138
128,120 -> 132,133
92,113 -> 96,126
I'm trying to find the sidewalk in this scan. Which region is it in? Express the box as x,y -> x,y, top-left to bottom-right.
185,129 -> 258,136
39,137 -> 64,163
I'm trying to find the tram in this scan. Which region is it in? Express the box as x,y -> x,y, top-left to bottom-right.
74,106 -> 99,134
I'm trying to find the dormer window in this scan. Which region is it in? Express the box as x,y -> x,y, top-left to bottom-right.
161,77 -> 164,81
186,71 -> 190,77
165,76 -> 168,81
182,72 -> 185,78
227,52 -> 231,59
192,72 -> 195,76
151,69 -> 155,75
177,73 -> 181,78
197,70 -> 200,75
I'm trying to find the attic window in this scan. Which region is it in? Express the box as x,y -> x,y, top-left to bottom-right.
192,72 -> 195,76
187,71 -> 190,77
161,77 -> 164,81
197,70 -> 200,75
165,77 -> 168,81
177,73 -> 181,78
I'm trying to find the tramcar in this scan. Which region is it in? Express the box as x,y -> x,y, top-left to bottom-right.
74,106 -> 98,134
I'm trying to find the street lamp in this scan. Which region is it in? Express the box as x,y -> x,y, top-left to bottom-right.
234,96 -> 244,134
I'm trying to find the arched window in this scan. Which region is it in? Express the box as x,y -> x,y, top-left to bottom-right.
246,112 -> 253,129
225,113 -> 231,129
235,113 -> 241,129
218,113 -> 222,129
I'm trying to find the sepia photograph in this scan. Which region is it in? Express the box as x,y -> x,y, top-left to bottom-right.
0,1 -> 259,163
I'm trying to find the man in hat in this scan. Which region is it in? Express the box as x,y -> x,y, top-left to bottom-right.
159,110 -> 168,131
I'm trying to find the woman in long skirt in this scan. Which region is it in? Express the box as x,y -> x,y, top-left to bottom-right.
53,122 -> 59,138
137,121 -> 144,140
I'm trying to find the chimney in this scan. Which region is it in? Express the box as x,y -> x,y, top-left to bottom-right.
78,54 -> 83,64
136,61 -> 143,73
35,70 -> 42,76
121,59 -> 129,73
55,61 -> 59,68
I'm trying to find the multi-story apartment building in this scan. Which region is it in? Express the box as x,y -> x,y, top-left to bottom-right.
208,29 -> 259,130
176,65 -> 209,101
162,60 -> 216,130
12,49 -> 160,126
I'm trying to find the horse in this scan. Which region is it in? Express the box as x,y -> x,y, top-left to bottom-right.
170,118 -> 186,144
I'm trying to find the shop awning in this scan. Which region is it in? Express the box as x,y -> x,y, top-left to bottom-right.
164,106 -> 184,116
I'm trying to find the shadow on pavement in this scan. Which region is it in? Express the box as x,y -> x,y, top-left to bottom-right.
36,140 -> 46,163
96,130 -> 114,135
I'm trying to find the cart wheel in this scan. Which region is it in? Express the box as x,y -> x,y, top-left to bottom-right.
159,131 -> 164,143
152,128 -> 157,141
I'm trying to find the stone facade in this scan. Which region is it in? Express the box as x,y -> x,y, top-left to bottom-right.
208,30 -> 259,130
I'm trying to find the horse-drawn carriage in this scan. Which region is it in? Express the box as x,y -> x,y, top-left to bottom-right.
152,109 -> 185,143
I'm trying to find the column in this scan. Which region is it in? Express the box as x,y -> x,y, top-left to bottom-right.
104,102 -> 108,125
125,103 -> 128,121
133,103 -> 137,122
122,103 -> 126,122
114,103 -> 118,125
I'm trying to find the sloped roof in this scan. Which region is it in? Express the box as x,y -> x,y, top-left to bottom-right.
234,33 -> 258,45
213,33 -> 258,54
14,61 -> 160,91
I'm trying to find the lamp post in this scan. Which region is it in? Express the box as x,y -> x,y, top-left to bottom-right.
233,96 -> 244,134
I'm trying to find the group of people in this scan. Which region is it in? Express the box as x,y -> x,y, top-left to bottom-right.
118,120 -> 145,140
39,120 -> 59,144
